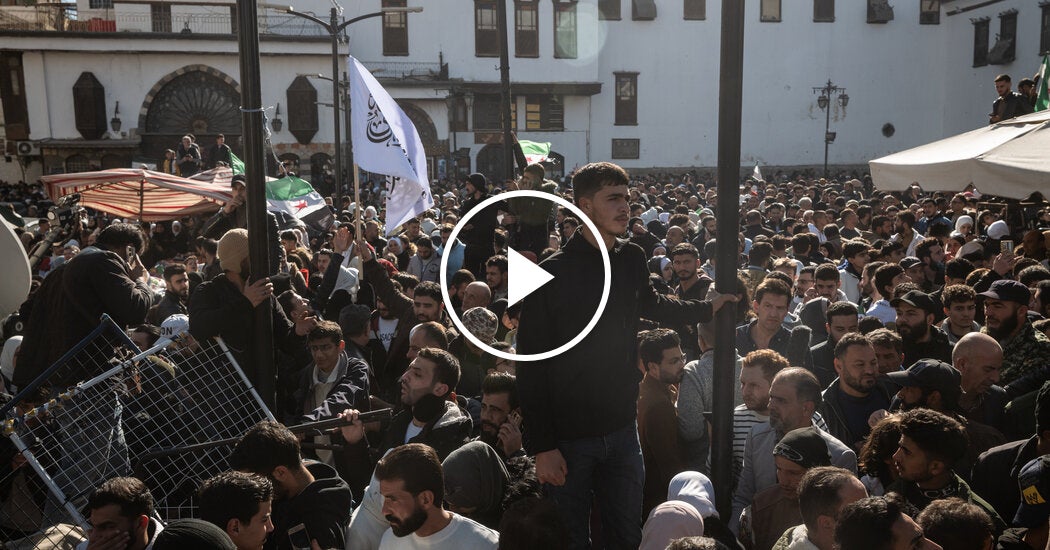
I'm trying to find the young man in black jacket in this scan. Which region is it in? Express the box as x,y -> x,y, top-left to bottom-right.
516,161 -> 736,549
230,421 -> 353,550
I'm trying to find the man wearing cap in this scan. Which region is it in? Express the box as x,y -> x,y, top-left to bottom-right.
900,257 -> 927,290
886,358 -> 1006,477
820,333 -> 893,451
892,289 -> 952,366
888,409 -> 1005,532
458,173 -> 504,277
738,427 -> 832,550
952,332 -> 1008,432
996,455 -> 1050,550
732,367 -> 856,534
980,279 -> 1050,398
188,229 -> 317,378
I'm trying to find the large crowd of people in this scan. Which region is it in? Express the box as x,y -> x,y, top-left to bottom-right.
2,156 -> 1050,550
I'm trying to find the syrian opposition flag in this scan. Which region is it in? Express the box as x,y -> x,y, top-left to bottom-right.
266,175 -> 333,234
1037,55 -> 1050,112
519,140 -> 552,164
347,55 -> 433,236
230,151 -> 246,175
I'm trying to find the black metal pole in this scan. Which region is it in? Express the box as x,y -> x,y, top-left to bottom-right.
236,0 -> 275,408
330,7 -> 343,213
824,87 -> 831,178
496,0 -> 514,182
344,72 -> 353,179
713,0 -> 745,520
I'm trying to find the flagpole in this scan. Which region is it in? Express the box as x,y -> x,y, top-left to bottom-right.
353,163 -> 362,239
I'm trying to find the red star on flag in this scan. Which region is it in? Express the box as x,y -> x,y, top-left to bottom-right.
294,200 -> 308,212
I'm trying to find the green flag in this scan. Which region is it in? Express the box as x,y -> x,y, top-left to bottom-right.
518,140 -> 552,164
265,175 -> 333,233
230,151 -> 245,175
1037,55 -> 1050,112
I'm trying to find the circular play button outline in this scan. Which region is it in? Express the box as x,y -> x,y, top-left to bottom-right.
440,189 -> 611,362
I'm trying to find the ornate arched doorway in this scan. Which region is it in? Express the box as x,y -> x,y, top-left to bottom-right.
139,65 -> 242,165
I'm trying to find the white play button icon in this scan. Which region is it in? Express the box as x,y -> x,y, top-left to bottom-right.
441,189 -> 611,362
506,247 -> 554,306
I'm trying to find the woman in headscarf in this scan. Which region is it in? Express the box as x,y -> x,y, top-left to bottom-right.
441,441 -> 510,529
663,472 -> 744,549
647,255 -> 674,295
955,214 -> 974,238
384,237 -> 414,271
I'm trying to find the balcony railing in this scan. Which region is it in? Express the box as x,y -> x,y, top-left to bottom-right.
0,5 -> 329,37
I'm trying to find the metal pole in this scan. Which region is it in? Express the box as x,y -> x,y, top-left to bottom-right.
331,7 -> 343,214
824,84 -> 831,178
496,0 -> 514,182
344,72 -> 353,188
713,0 -> 745,520
236,0 -> 276,408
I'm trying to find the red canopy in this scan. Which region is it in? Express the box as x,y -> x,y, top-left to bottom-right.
41,168 -> 234,222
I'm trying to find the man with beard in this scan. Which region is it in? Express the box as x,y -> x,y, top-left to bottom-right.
637,328 -> 689,516
406,236 -> 441,283
915,238 -> 945,294
147,264 -> 189,326
376,347 -> 472,460
891,290 -> 952,366
810,301 -> 861,388
666,243 -> 713,361
887,409 -> 1005,532
362,240 -> 455,402
477,372 -> 523,460
732,367 -> 856,534
979,280 -> 1050,398
82,477 -> 164,550
374,443 -> 498,549
887,359 -> 1006,478
820,333 -> 893,451
230,421 -> 353,550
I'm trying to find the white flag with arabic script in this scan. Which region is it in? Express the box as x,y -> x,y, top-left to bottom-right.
348,55 -> 433,235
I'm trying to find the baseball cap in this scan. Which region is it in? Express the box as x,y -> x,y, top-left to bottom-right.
230,174 -> 246,187
773,427 -> 832,469
979,279 -> 1032,306
1015,456 -> 1050,527
885,359 -> 961,398
890,290 -> 938,315
899,256 -> 922,270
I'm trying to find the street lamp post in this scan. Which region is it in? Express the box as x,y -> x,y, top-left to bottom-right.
267,4 -> 422,212
812,79 -> 849,178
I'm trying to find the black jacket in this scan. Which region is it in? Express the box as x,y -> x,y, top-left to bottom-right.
819,378 -> 893,450
377,399 -> 473,461
146,290 -> 187,326
809,337 -> 839,388
267,461 -> 353,550
517,234 -> 715,453
971,436 -> 1040,522
16,248 -> 154,388
187,275 -> 306,381
200,207 -> 283,275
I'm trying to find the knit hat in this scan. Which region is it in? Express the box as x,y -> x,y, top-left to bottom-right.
987,219 -> 1010,240
773,427 -> 832,468
467,173 -> 487,190
216,228 -> 249,272
463,307 -> 498,343
152,519 -> 236,550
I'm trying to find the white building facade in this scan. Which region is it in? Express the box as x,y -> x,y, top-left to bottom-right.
0,0 -> 1045,186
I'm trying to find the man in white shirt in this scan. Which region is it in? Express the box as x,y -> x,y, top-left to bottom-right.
375,443 -> 498,550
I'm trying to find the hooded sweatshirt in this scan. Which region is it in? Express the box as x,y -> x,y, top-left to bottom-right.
268,461 -> 353,550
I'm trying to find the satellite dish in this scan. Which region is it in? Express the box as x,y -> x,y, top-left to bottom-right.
0,219 -> 31,315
